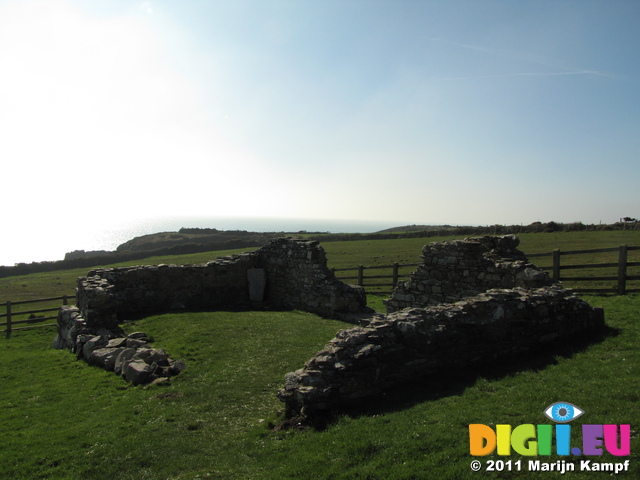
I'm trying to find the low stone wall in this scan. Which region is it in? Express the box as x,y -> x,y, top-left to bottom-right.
384,235 -> 554,312
82,251 -> 261,322
56,238 -> 367,385
77,238 -> 367,328
278,286 -> 605,416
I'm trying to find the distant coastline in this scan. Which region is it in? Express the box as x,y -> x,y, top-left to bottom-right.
0,216 -> 396,268
1,219 -> 636,277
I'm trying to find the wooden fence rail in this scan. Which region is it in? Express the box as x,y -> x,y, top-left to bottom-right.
333,245 -> 640,296
332,262 -> 422,290
3,245 -> 638,338
1,294 -> 75,338
527,245 -> 640,294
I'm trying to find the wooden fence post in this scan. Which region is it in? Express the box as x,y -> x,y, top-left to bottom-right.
552,249 -> 561,281
618,245 -> 628,295
5,301 -> 11,339
358,265 -> 364,286
392,262 -> 399,287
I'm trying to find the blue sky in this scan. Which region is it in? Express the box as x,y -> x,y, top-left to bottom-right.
1,0 -> 638,248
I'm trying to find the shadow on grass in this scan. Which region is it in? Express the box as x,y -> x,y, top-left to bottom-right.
292,324 -> 620,430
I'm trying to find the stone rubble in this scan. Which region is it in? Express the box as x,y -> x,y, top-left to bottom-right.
54,305 -> 185,386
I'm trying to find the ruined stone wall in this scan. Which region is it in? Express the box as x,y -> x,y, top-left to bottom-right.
75,238 -> 367,329
57,237 -> 366,385
82,251 -> 261,322
278,235 -> 606,417
384,235 -> 554,312
57,234 -> 606,408
259,239 -> 366,318
278,286 -> 605,416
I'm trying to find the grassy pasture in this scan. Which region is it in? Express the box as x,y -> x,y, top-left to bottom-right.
2,230 -> 639,302
1,231 -> 639,479
1,297 -> 638,479
2,230 -> 640,331
320,231 -> 640,309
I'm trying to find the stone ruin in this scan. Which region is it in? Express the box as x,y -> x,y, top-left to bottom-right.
383,235 -> 553,312
54,235 -> 605,416
54,238 -> 368,385
277,235 -> 605,417
54,305 -> 186,386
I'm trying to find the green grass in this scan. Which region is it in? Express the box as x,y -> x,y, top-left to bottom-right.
517,232 -> 640,293
320,231 -> 640,306
3,230 -> 639,305
320,230 -> 640,268
1,296 -> 638,479
1,231 -> 640,478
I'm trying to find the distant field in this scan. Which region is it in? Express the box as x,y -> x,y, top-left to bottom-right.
321,230 -> 640,268
321,231 -> 640,308
2,231 -> 639,321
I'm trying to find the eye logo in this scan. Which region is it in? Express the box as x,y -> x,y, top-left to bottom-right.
544,402 -> 584,423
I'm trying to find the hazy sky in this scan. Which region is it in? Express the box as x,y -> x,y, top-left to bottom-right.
2,0 -> 639,237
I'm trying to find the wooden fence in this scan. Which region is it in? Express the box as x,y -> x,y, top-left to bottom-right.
333,245 -> 640,296
2,245 -> 638,338
332,262 -> 421,294
527,245 -> 640,294
1,294 -> 75,338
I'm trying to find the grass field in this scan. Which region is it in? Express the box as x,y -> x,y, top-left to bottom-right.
1,232 -> 639,479
2,230 -> 639,304
321,231 -> 640,310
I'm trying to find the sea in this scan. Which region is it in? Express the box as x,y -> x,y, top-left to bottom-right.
2,216 -> 397,267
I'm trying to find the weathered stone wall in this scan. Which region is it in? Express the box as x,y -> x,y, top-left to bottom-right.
278,286 -> 605,416
82,251 -> 261,321
278,235 -> 606,417
76,276 -> 118,330
384,235 -> 554,312
75,237 -> 367,328
58,237 -> 366,385
259,239 -> 366,318
57,234 -> 606,407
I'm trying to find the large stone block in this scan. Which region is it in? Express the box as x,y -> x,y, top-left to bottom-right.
124,359 -> 153,385
114,347 -> 138,375
247,268 -> 266,302
89,347 -> 123,371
